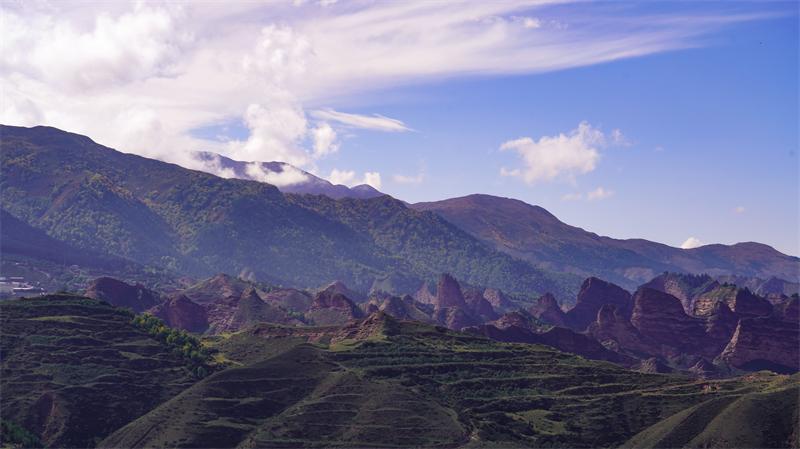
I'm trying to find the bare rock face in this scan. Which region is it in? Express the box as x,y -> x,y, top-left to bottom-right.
636,357 -> 672,374
778,296 -> 799,322
703,302 -> 739,352
85,277 -> 161,313
688,358 -> 718,378
694,285 -> 773,318
376,295 -> 431,323
434,306 -> 479,331
528,293 -> 568,327
463,288 -> 498,322
435,273 -> 467,309
566,277 -> 631,331
413,282 -> 437,305
490,310 -> 546,332
320,280 -> 365,303
719,317 -> 799,373
305,286 -> 364,326
483,288 -> 513,311
630,288 -> 706,354
261,288 -> 312,312
149,295 -> 208,333
642,273 -> 719,314
587,304 -> 657,356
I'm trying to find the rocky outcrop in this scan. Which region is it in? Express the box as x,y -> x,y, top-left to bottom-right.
435,273 -> 467,309
434,306 -> 479,331
490,310 -> 548,332
181,273 -> 252,304
718,317 -> 799,373
413,282 -> 437,305
630,288 -> 706,355
319,280 -> 365,303
587,304 -> 658,357
566,277 -> 631,331
642,272 -> 719,314
694,285 -> 773,318
463,288 -> 498,322
375,295 -> 431,323
149,295 -> 208,333
528,293 -> 568,327
483,288 -> 513,311
85,277 -> 161,313
636,357 -> 672,374
703,302 -> 739,352
261,288 -> 312,312
305,287 -> 364,326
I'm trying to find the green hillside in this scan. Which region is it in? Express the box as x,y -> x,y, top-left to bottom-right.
0,125 -> 576,299
102,313 -> 797,448
0,295 -> 198,448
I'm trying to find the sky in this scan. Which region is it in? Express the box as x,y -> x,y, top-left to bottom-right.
1,1 -> 798,255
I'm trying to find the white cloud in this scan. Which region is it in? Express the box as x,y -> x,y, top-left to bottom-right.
328,169 -> 382,189
0,1 -> 775,175
522,17 -> 541,29
328,168 -> 356,186
500,121 -> 607,184
680,237 -> 704,249
587,186 -> 614,201
393,172 -> 424,184
561,186 -> 614,201
312,109 -> 410,132
734,206 -> 746,214
362,172 -> 382,189
243,162 -> 309,187
311,122 -> 339,157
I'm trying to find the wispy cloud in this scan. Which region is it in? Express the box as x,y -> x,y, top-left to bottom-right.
561,186 -> 614,201
312,109 -> 410,132
393,172 -> 425,184
734,206 -> 746,214
0,1 -> 779,173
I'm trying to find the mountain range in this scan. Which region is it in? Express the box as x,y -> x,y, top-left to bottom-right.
193,151 -> 384,199
414,194 -> 799,290
2,124 -> 796,305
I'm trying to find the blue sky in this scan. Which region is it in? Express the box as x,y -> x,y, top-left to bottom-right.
2,1 -> 797,254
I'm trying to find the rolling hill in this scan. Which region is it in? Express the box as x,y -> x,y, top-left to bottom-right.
0,125 -> 577,300
413,194 -> 799,290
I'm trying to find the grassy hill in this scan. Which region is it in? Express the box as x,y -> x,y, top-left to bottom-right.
0,295 -> 198,448
0,125 -> 576,299
102,313 -> 798,448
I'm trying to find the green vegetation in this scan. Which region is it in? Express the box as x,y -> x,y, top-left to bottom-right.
131,314 -> 213,378
0,295 -> 197,448
1,125 -> 578,300
101,315 -> 799,448
0,420 -> 43,448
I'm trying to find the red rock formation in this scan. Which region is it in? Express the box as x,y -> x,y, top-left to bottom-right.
630,288 -> 706,355
587,304 -> 658,357
463,288 -> 498,321
85,277 -> 161,313
149,295 -> 208,333
528,293 -> 568,327
305,286 -> 364,326
433,306 -> 479,331
718,317 -> 799,373
566,277 -> 631,331
435,273 -> 467,309
483,288 -> 513,311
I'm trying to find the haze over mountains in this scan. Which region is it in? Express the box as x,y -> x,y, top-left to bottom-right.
1,124 -> 799,449
193,151 -> 384,199
2,125 -> 796,303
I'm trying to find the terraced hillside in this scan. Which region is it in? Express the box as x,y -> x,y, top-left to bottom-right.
0,295 -> 198,448
102,313 -> 798,448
